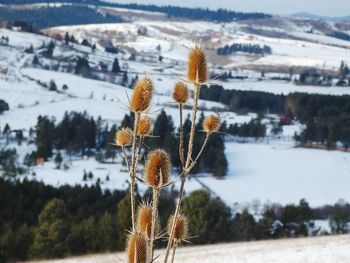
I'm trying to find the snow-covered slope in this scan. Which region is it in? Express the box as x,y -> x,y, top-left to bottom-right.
30,234 -> 350,263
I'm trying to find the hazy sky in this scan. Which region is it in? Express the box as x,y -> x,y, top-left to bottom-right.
112,0 -> 350,17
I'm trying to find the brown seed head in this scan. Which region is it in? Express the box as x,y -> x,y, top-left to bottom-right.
172,81 -> 189,104
130,77 -> 153,112
126,232 -> 148,263
167,214 -> 188,243
203,115 -> 221,134
137,117 -> 152,136
115,127 -> 133,146
144,149 -> 171,188
136,202 -> 160,239
187,45 -> 208,84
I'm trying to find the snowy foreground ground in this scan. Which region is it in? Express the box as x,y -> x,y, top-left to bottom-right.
31,235 -> 350,263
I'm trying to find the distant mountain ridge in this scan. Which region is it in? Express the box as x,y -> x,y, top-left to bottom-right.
293,12 -> 350,22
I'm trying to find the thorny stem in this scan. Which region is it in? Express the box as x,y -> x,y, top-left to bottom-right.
137,135 -> 144,162
164,82 -> 208,263
184,82 -> 200,169
130,111 -> 140,231
170,241 -> 178,263
179,103 -> 185,168
150,187 -> 159,260
121,147 -> 131,173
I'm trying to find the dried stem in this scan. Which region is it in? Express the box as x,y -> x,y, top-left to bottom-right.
179,103 -> 185,168
137,135 -> 144,162
150,187 -> 159,260
130,111 -> 141,231
121,146 -> 131,173
184,82 -> 200,169
170,241 -> 178,263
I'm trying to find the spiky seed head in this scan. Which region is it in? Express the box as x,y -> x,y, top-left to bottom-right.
172,81 -> 189,104
203,115 -> 221,134
136,202 -> 160,239
144,149 -> 171,188
167,214 -> 188,243
115,127 -> 133,146
126,232 -> 148,263
137,117 -> 152,136
187,45 -> 208,84
130,77 -> 153,112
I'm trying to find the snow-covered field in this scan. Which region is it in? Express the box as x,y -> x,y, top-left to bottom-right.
23,141 -> 350,208
30,234 -> 350,263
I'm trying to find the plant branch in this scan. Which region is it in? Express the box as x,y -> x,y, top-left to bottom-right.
184,83 -> 200,170
170,241 -> 178,263
130,111 -> 140,231
179,103 -> 185,169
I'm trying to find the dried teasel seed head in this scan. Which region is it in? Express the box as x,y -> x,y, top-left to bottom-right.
187,45 -> 208,84
136,202 -> 160,239
137,116 -> 152,136
126,232 -> 148,263
144,149 -> 171,188
115,127 -> 133,146
203,115 -> 221,134
167,214 -> 188,243
172,81 -> 189,104
130,77 -> 153,112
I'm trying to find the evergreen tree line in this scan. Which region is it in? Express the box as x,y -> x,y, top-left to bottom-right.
200,86 -> 350,146
0,5 -> 123,30
288,93 -> 350,147
0,1 -> 271,23
200,85 -> 286,113
327,31 -> 350,42
0,99 -> 9,114
1,178 -> 349,262
224,119 -> 266,138
217,43 -> 272,56
31,110 -> 227,177
119,110 -> 228,177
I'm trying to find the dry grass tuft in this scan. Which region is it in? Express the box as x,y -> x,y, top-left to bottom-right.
203,115 -> 221,134
187,45 -> 208,84
172,81 -> 189,104
130,77 -> 153,112
137,116 -> 152,136
126,232 -> 148,263
115,127 -> 133,146
144,149 -> 171,188
167,214 -> 188,243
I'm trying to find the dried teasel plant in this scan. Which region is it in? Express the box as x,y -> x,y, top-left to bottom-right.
137,201 -> 160,240
115,127 -> 133,147
126,232 -> 148,263
203,114 -> 221,134
164,44 -> 218,263
167,213 -> 188,263
144,148 -> 171,259
115,44 -> 217,263
137,116 -> 152,137
144,149 -> 171,188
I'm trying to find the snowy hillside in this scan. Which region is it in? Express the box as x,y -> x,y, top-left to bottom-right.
30,234 -> 350,263
1,10 -> 350,211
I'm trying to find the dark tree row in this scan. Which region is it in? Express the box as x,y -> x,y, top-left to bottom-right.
2,177 -> 349,262
288,93 -> 350,147
200,85 -> 286,113
0,1 -> 271,23
121,110 -> 228,177
0,5 -> 123,30
217,43 -> 272,56
0,99 -> 9,114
